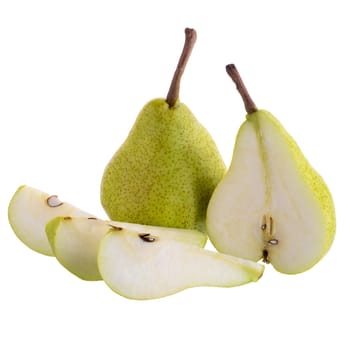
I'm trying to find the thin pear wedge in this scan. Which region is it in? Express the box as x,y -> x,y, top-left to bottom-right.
206,65 -> 336,274
8,185 -> 93,256
45,216 -> 207,281
46,217 -> 106,280
98,227 -> 264,300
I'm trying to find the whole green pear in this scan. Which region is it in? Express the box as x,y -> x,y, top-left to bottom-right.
101,28 -> 226,232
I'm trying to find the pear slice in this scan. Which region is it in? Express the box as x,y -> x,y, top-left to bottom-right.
206,65 -> 336,274
45,216 -> 207,281
108,220 -> 207,247
8,185 -> 93,256
98,227 -> 264,300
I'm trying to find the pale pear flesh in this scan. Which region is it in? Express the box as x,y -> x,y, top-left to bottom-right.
8,185 -> 93,256
98,227 -> 264,300
108,219 -> 207,247
46,217 -> 106,280
45,216 -> 207,281
207,110 -> 336,274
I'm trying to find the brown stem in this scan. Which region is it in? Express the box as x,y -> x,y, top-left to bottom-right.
226,64 -> 258,114
166,28 -> 197,107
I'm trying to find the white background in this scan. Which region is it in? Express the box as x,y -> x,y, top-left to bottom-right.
1,1 -> 349,349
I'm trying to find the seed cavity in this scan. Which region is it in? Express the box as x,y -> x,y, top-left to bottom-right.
88,217 -> 97,220
261,215 -> 274,239
139,233 -> 157,243
47,195 -> 63,208
261,215 -> 279,263
63,216 -> 72,220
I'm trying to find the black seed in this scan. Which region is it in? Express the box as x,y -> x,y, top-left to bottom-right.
139,233 -> 157,243
262,249 -> 269,263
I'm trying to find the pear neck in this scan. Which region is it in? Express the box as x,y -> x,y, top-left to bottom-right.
166,28 -> 197,108
226,64 -> 257,114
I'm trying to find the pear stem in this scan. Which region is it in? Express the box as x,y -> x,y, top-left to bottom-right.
166,28 -> 197,108
226,64 -> 258,114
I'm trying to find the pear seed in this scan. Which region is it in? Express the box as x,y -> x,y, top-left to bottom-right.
261,215 -> 274,239
262,249 -> 270,263
268,239 -> 279,246
47,195 -> 63,207
63,216 -> 72,220
109,224 -> 123,231
139,233 -> 157,243
88,217 -> 97,220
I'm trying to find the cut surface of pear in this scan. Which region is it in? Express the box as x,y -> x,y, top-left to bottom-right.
98,227 -> 264,300
108,220 -> 207,247
8,185 -> 93,256
46,216 -> 207,281
100,28 -> 226,232
46,216 -> 106,280
206,65 -> 336,274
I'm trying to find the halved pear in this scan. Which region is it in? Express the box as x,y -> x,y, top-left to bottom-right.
98,227 -> 264,300
206,65 -> 336,274
45,216 -> 207,281
8,185 -> 93,256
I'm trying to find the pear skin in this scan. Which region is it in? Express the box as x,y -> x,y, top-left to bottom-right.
45,216 -> 207,281
98,227 -> 264,300
207,64 -> 336,274
101,29 -> 226,232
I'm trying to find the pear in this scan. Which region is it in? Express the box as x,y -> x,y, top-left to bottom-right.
100,28 -> 226,232
45,216 -> 207,281
206,64 -> 336,274
98,226 -> 264,300
8,185 -> 93,256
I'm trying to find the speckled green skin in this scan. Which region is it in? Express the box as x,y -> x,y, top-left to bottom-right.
101,98 -> 226,232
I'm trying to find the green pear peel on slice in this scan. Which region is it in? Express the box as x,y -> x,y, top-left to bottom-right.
8,185 -> 93,256
46,217 -> 105,280
45,216 -> 207,281
206,64 -> 336,274
100,28 -> 226,233
98,227 -> 264,300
